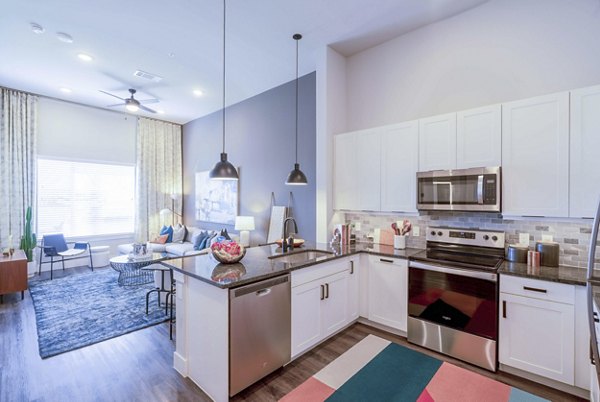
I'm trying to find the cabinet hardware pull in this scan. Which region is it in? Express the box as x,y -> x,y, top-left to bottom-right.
523,286 -> 547,293
594,312 -> 599,323
502,300 -> 506,318
591,342 -> 596,365
320,285 -> 324,300
350,260 -> 354,274
380,258 -> 394,264
325,283 -> 329,299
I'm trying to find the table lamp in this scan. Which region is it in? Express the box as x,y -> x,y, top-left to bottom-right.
235,216 -> 255,247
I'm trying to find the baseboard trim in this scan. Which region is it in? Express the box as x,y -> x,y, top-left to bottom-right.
173,351 -> 188,376
499,363 -> 589,399
357,317 -> 407,338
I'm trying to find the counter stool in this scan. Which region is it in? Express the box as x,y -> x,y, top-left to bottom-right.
141,265 -> 173,314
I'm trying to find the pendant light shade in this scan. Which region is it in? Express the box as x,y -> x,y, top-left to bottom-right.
285,33 -> 307,186
209,0 -> 239,181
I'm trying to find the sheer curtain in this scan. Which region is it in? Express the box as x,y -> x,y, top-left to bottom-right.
0,88 -> 37,249
135,117 -> 183,242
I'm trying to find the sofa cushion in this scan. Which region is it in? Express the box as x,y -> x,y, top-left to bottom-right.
172,224 -> 186,243
165,242 -> 195,256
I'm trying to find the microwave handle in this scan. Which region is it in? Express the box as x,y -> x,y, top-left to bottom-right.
477,175 -> 484,205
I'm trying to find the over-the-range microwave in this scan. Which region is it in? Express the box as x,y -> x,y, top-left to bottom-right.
416,166 -> 501,212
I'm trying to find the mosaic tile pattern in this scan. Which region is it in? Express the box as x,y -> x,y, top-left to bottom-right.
344,211 -> 598,270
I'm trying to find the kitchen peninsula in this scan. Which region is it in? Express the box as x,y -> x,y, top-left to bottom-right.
163,242 -> 420,401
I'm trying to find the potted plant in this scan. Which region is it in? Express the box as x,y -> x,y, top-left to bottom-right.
19,206 -> 37,274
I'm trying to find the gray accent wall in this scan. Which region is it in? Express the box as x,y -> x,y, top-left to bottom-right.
182,72 -> 316,245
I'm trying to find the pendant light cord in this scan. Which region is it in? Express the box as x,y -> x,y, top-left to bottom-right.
222,0 -> 227,154
294,35 -> 299,164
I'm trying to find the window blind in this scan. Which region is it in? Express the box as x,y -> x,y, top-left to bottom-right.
37,158 -> 135,237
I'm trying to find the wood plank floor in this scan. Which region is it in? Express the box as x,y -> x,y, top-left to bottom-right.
0,266 -> 587,401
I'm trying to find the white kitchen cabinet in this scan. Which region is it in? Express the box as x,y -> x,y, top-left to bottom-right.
291,258 -> 356,358
418,113 -> 456,172
380,121 -> 419,213
347,257 -> 360,321
334,132 -> 356,210
456,104 -> 501,169
368,256 -> 407,332
592,364 -> 600,402
499,276 -> 575,385
575,286 -> 591,390
333,129 -> 380,211
570,85 -> 600,218
501,92 -> 569,217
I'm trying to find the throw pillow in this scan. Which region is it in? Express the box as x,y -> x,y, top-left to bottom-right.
185,226 -> 199,243
220,228 -> 231,240
160,225 -> 174,243
193,230 -> 209,250
172,224 -> 186,243
151,234 -> 169,244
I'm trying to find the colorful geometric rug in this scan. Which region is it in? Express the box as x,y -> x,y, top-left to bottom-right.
281,335 -> 547,402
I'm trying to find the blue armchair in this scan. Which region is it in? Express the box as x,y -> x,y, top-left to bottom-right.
38,234 -> 93,280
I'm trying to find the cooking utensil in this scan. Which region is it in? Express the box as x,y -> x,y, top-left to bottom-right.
400,220 -> 412,236
391,222 -> 399,235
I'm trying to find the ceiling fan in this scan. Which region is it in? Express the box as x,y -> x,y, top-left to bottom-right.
99,88 -> 159,113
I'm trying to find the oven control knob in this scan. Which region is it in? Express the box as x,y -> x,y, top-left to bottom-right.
430,231 -> 436,236
483,235 -> 490,241
492,235 -> 498,242
437,231 -> 443,236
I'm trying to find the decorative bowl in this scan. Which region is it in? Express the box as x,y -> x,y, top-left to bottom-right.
210,241 -> 246,264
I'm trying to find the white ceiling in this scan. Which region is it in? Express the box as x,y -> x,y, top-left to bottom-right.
0,0 -> 488,124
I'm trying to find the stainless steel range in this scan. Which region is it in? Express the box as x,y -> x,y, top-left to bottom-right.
408,227 -> 505,371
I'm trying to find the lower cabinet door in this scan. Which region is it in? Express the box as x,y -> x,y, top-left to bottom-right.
499,293 -> 575,384
322,270 -> 350,338
592,364 -> 600,402
291,280 -> 323,358
368,257 -> 407,331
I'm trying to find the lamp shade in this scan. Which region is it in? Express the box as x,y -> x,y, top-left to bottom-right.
235,216 -> 255,231
209,152 -> 239,180
159,208 -> 171,216
285,163 -> 308,185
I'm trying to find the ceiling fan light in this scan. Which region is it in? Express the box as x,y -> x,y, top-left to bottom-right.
285,163 -> 308,185
209,153 -> 239,180
126,104 -> 139,112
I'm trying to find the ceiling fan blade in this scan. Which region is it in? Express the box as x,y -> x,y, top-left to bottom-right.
106,103 -> 126,107
99,90 -> 125,101
139,104 -> 157,113
139,99 -> 160,104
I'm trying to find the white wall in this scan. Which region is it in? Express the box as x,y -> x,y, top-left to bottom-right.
38,97 -> 136,163
345,0 -> 600,131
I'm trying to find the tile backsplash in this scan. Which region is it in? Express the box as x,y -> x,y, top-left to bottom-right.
345,211 -> 599,270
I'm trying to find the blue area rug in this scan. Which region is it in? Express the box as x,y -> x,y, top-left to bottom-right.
29,267 -> 169,358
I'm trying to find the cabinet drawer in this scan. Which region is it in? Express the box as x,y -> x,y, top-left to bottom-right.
291,257 -> 352,288
500,275 -> 574,304
368,255 -> 407,267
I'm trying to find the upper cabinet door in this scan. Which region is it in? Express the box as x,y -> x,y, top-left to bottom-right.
381,121 -> 418,212
502,92 -> 569,217
570,85 -> 600,218
418,113 -> 457,172
333,132 -> 356,210
456,105 -> 501,169
355,129 -> 381,211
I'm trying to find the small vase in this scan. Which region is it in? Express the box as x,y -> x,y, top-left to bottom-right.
394,235 -> 406,250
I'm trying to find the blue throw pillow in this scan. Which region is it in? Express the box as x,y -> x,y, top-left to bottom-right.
194,231 -> 208,250
160,225 -> 174,243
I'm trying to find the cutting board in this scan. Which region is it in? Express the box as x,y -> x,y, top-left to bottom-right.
374,228 -> 395,246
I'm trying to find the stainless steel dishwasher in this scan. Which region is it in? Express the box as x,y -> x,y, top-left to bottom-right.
229,274 -> 291,396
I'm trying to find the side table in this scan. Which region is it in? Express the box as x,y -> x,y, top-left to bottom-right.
0,250 -> 28,303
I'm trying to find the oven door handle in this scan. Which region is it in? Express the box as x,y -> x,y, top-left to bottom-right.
409,261 -> 498,282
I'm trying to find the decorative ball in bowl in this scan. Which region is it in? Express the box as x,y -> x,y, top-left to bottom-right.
210,240 -> 246,264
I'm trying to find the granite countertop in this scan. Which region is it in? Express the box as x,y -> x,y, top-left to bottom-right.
162,242 -> 422,289
498,260 -> 587,286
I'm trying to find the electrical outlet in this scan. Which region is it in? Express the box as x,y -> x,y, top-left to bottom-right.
519,233 -> 530,245
413,226 -> 420,237
542,234 -> 553,242
354,222 -> 361,231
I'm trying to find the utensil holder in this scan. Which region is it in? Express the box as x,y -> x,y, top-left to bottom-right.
394,235 -> 406,250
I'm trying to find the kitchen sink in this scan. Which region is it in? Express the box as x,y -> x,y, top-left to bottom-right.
269,250 -> 334,264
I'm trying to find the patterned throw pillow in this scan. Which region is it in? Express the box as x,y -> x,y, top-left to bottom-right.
172,224 -> 186,243
151,234 -> 169,244
160,225 -> 174,243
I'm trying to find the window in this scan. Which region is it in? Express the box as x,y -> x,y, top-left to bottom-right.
37,158 -> 135,237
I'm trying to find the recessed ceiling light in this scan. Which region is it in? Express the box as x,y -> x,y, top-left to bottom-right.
77,53 -> 93,62
59,87 -> 72,93
56,32 -> 74,43
168,52 -> 175,58
30,22 -> 44,34
193,89 -> 203,97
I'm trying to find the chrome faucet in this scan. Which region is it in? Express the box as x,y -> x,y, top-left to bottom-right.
282,217 -> 298,252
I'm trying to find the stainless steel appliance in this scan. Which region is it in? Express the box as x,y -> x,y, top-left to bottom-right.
229,274 -> 291,396
417,166 -> 501,212
408,227 -> 505,371
586,198 -> 600,387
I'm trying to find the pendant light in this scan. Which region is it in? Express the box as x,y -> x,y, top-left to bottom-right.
285,33 -> 308,185
209,0 -> 239,180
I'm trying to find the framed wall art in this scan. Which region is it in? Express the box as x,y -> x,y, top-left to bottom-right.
195,170 -> 239,225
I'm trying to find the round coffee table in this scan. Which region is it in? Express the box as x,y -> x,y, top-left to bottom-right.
109,253 -> 170,286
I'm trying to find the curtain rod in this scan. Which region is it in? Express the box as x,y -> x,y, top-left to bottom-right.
0,84 -> 182,126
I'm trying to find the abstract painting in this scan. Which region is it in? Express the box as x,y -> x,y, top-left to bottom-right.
195,170 -> 238,225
